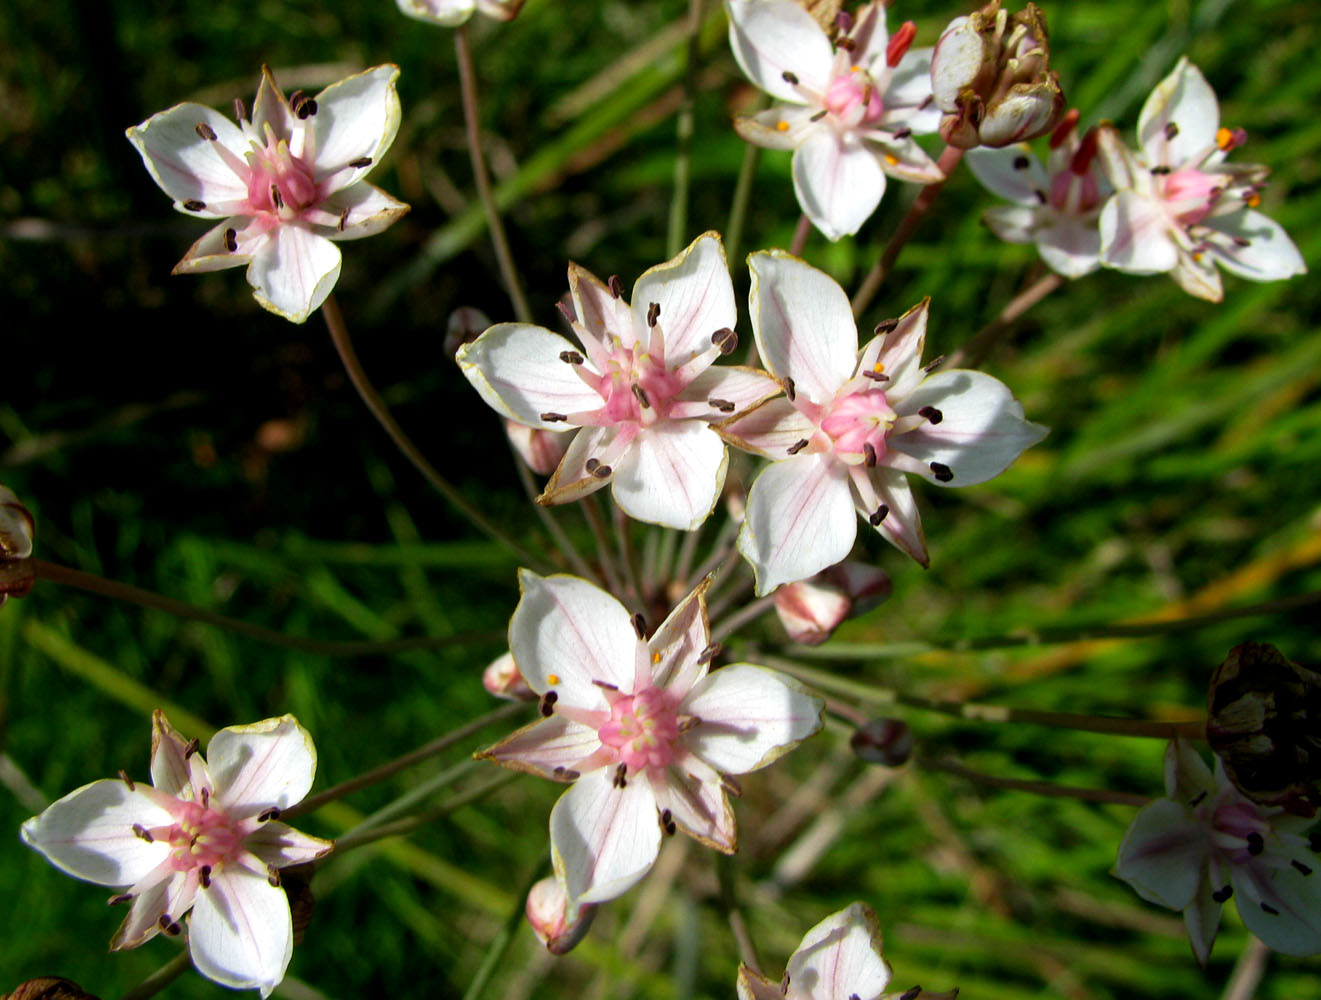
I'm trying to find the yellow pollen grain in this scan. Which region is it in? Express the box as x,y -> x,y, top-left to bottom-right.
1216,126 -> 1234,151
1192,251 -> 1204,262
776,120 -> 790,132
850,66 -> 861,74
884,154 -> 898,166
547,674 -> 560,685
652,652 -> 661,664
1247,193 -> 1261,208
873,362 -> 885,373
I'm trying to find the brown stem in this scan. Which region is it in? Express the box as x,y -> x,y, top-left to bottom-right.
921,755 -> 1152,807
788,212 -> 812,257
943,270 -> 1067,370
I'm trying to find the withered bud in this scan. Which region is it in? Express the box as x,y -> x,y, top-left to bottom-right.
483,650 -> 537,702
0,485 -> 35,607
1207,642 -> 1321,817
2,980 -> 102,1000
443,306 -> 493,359
526,876 -> 597,955
851,717 -> 914,767
930,1 -> 1066,149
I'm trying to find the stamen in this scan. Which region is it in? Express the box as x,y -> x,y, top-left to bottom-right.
349,156 -> 373,168
1034,189 -> 1048,204
555,300 -> 576,325
922,355 -> 945,373
721,774 -> 743,798
1150,165 -> 1172,176
1188,791 -> 1207,807
862,370 -> 889,382
200,787 -> 210,807
1013,156 -> 1030,171
918,405 -> 943,424
647,302 -> 661,328
697,642 -> 721,665
1232,235 -> 1251,247
540,412 -> 568,423
338,208 -> 349,232
1246,832 -> 1264,856
591,464 -> 612,479
863,442 -> 877,467
199,865 -> 212,889
869,504 -> 888,526
539,690 -> 558,717
632,384 -> 651,409
1049,108 -> 1080,149
677,716 -> 701,733
784,376 -> 796,401
929,462 -> 954,483
1293,859 -> 1313,876
1216,126 -> 1247,152
560,350 -> 585,365
660,809 -> 676,836
1211,885 -> 1233,903
268,864 -> 282,887
132,824 -> 154,843
183,199 -> 206,212
233,97 -> 248,122
891,127 -> 911,140
837,36 -> 856,51
607,274 -> 624,299
270,185 -> 284,210
107,892 -> 133,906
159,914 -> 179,934
899,989 -> 922,1000
1164,121 -> 1179,141
782,71 -> 800,86
886,21 -> 917,68
874,318 -> 898,335
1261,902 -> 1280,916
708,398 -> 735,413
118,769 -> 135,791
613,763 -> 628,788
787,439 -> 809,455
224,228 -> 238,252
258,807 -> 281,822
632,612 -> 646,638
552,766 -> 581,781
1070,127 -> 1101,175
195,122 -> 218,141
591,679 -> 619,691
810,109 -> 828,122
711,327 -> 737,355
288,90 -> 306,112
299,98 -> 317,119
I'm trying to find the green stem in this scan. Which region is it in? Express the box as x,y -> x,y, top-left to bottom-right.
724,141 -> 762,266
322,294 -> 549,571
511,447 -> 598,582
667,0 -> 703,257
614,503 -> 642,607
716,854 -> 762,976
583,495 -> 625,595
455,26 -> 533,324
711,593 -> 776,644
118,949 -> 192,1000
920,755 -> 1152,807
462,863 -> 548,1000
333,772 -> 517,854
31,559 -> 501,657
943,270 -> 1067,370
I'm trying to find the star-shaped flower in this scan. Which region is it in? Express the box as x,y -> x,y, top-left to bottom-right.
1114,739 -> 1321,963
127,65 -> 408,323
719,251 -> 1047,594
480,571 -> 823,908
457,233 -> 779,530
1095,57 -> 1305,302
727,0 -> 944,240
395,0 -> 523,26
21,712 -> 333,996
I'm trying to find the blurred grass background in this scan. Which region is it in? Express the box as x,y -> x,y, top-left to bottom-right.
1,0 -> 1319,996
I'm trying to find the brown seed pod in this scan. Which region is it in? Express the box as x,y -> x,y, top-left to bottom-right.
280,863 -> 318,946
2,978 -> 101,1000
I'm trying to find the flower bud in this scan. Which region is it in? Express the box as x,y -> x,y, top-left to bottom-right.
443,306 -> 492,359
1207,641 -> 1321,817
505,420 -> 572,477
774,562 -> 892,645
931,1 -> 1065,149
825,561 -> 892,616
851,717 -> 913,767
526,876 -> 597,955
483,651 -> 536,702
2,979 -> 101,1000
0,486 -> 35,608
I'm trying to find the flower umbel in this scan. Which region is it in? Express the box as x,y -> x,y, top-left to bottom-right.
127,65 -> 408,323
479,571 -> 823,908
21,711 -> 333,996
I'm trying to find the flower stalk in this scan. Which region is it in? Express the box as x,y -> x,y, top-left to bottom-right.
920,755 -> 1152,806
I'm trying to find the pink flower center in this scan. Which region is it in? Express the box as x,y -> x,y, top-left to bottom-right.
597,685 -> 680,772
1163,168 -> 1220,225
824,69 -> 885,126
163,800 -> 244,872
597,342 -> 684,425
1209,796 -> 1273,865
820,388 -> 896,460
246,128 -> 321,217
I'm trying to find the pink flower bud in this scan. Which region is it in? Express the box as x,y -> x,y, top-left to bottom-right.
823,562 -> 892,616
0,485 -> 35,607
526,876 -> 597,954
774,578 -> 851,646
443,307 -> 492,359
483,652 -> 536,702
851,717 -> 914,767
504,420 -> 572,477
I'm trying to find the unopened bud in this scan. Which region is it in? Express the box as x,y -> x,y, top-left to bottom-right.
930,1 -> 1066,149
851,717 -> 913,767
775,562 -> 892,645
278,864 -> 318,946
443,306 -> 493,358
0,486 -> 35,608
823,562 -> 892,617
1207,642 -> 1321,817
505,420 -> 572,477
1,979 -> 101,1000
483,651 -> 536,702
526,876 -> 597,954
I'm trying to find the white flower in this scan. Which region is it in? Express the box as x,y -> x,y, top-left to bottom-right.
1096,57 -> 1305,302
396,0 -> 523,27
727,0 -> 944,240
965,110 -> 1109,278
21,712 -> 333,996
457,233 -> 779,530
127,65 -> 408,323
480,571 -> 823,908
719,251 -> 1047,594
1115,739 -> 1321,964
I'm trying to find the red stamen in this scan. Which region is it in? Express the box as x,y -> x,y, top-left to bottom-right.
1070,126 -> 1100,175
1050,108 -> 1080,149
886,21 -> 918,68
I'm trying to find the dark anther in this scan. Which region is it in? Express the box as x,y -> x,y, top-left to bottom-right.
784,376 -> 796,401
918,405 -> 943,424
585,457 -> 600,472
862,370 -> 889,382
258,807 -> 281,822
118,769 -> 135,791
633,384 -> 651,409
1165,121 -> 1179,140
1034,189 -> 1048,204
923,354 -> 945,372
1188,791 -> 1207,807
1294,859 -> 1314,876
1311,830 -> 1321,853
1150,165 -> 1172,176
552,767 -> 580,782
697,642 -> 721,665
660,809 -> 676,836
930,462 -> 954,483
133,824 -> 154,843
837,36 -> 856,51
540,412 -> 568,423
591,679 -> 619,691
1261,902 -> 1280,915
591,464 -> 612,479
296,98 -> 317,120
233,98 -> 248,122
709,397 -> 735,413
183,199 -> 206,212
270,185 -> 284,210
647,302 -> 661,328
268,864 -> 282,887
539,690 -> 559,717
559,350 -> 584,365
200,787 -> 210,807
555,300 -> 576,325
899,990 -> 921,1000
338,208 -> 350,232
1013,155 -> 1030,170
781,70 -> 800,85
632,612 -> 646,639
810,109 -> 828,122
677,716 -> 701,733
195,122 -> 218,141
108,892 -> 133,906
711,327 -> 737,355
874,317 -> 899,335
869,504 -> 888,526
613,763 -> 628,788
1233,235 -> 1251,247
159,914 -> 176,932
721,774 -> 743,798
608,274 -> 624,299
199,865 -> 212,889
349,156 -> 373,168
892,128 -> 911,140
223,228 -> 238,252
863,442 -> 877,467
1246,832 -> 1265,856
288,90 -> 306,111
787,438 -> 809,455
1212,885 -> 1233,903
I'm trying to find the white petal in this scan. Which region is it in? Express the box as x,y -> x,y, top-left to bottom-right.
647,579 -> 711,697
866,467 -> 928,567
1163,738 -> 1215,800
1206,210 -> 1307,282
480,716 -> 605,780
396,0 -> 476,26
747,251 -> 857,401
510,571 -> 641,703
1138,58 -> 1219,167
242,821 -> 335,868
322,183 -> 409,241
630,232 -> 736,362
172,218 -> 261,274
21,780 -> 171,887
733,106 -> 819,151
716,396 -> 817,461
892,370 -> 1048,487
882,48 -> 940,134
652,756 -> 736,852
676,365 -> 782,419
539,425 -> 613,505
982,204 -> 1039,244
311,65 -> 402,187
1099,192 -> 1179,274
151,709 -> 195,797
1233,857 -> 1321,956
727,0 -> 834,101
113,868 -> 197,950
1183,878 -> 1221,967
251,67 -> 294,140
680,664 -> 823,774
189,866 -> 293,997
966,145 -> 1048,205
246,224 -> 342,323
207,716 -> 317,819
126,103 -> 250,215
457,324 -> 606,429
569,263 -> 633,365
793,130 -> 887,241
550,768 -> 661,907
1169,247 -> 1223,302
738,452 -> 857,596
930,16 -> 981,111
785,903 -> 891,1000
863,132 -> 944,186
1113,798 -> 1208,910
857,297 -> 929,400
611,421 -> 728,530
1035,217 -> 1102,278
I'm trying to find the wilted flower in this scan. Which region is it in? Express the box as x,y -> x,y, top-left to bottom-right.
1096,58 -> 1305,301
1,979 -> 100,1000
727,0 -> 944,240
930,0 -> 1065,149
483,650 -> 536,701
22,711 -> 333,996
1207,642 -> 1321,817
737,902 -> 958,1000
774,561 -> 892,645
480,571 -> 823,907
525,875 -> 597,954
965,109 -> 1109,277
128,65 -> 408,323
719,252 -> 1047,594
396,0 -> 523,26
0,485 -> 35,607
458,233 -> 779,530
1114,739 -> 1321,964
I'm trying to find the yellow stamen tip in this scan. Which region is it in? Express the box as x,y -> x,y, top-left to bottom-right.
1192,251 -> 1204,262
547,674 -> 560,685
1216,126 -> 1234,151
873,362 -> 885,373
652,652 -> 661,664
884,154 -> 899,166
1247,194 -> 1261,208
775,120 -> 790,132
